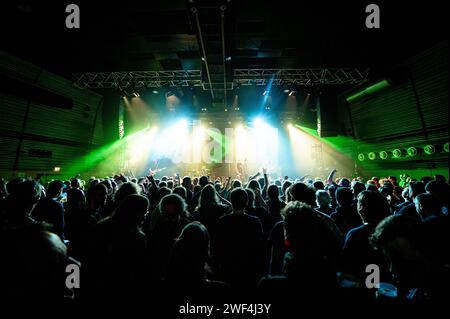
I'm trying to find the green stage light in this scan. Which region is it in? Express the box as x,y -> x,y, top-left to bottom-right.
368,152 -> 376,160
424,145 -> 435,155
379,151 -> 388,160
392,149 -> 405,158
357,153 -> 365,161
444,142 -> 449,153
407,147 -> 418,157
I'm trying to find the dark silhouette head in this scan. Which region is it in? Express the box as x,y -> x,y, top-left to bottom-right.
8,179 -> 43,214
87,183 -> 108,208
232,179 -> 242,189
289,182 -> 316,206
70,178 -> 81,189
230,187 -> 248,212
0,226 -> 68,300
112,194 -> 149,229
414,193 -> 442,219
316,190 -> 331,208
338,178 -> 351,188
425,180 -> 449,208
166,222 -> 210,280
199,176 -> 209,188
173,186 -> 187,200
335,187 -> 353,207
268,184 -> 280,201
159,193 -> 188,222
114,182 -> 142,206
197,184 -> 219,209
313,180 -> 325,191
408,181 -> 425,199
351,181 -> 366,198
247,179 -> 260,193
47,180 -> 64,198
357,190 -> 391,225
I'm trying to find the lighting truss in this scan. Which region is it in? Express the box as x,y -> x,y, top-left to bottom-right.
233,68 -> 370,86
74,70 -> 203,89
74,68 -> 369,89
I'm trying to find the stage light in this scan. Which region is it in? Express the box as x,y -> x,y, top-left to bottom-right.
178,118 -> 188,127
288,90 -> 295,96
392,149 -> 405,158
131,92 -> 140,98
166,91 -> 175,98
424,144 -> 435,155
286,123 -> 293,129
368,152 -> 376,160
263,90 -> 269,96
357,153 -> 365,161
284,89 -> 290,93
54,166 -> 61,172
152,90 -> 158,94
407,147 -> 418,157
379,151 -> 388,160
119,88 -> 130,99
444,142 -> 449,153
253,117 -> 264,126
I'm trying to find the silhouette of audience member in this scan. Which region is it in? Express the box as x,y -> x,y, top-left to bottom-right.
351,181 -> 366,203
173,185 -> 187,201
165,222 -> 229,300
396,181 -> 425,220
66,178 -> 85,211
146,194 -> 191,280
0,225 -> 73,302
330,187 -> 363,236
193,185 -> 230,247
425,180 -> 449,215
259,201 -> 340,300
266,184 -> 285,228
113,181 -> 142,208
341,191 -> 391,281
32,180 -> 65,239
289,182 -> 343,243
245,188 -> 269,238
180,176 -> 193,208
316,189 -> 333,216
85,194 -> 149,300
371,215 -> 450,303
214,188 -> 264,290
313,180 -> 325,191
414,193 -> 443,220
190,175 -> 209,210
68,183 -> 108,261
1,179 -> 43,231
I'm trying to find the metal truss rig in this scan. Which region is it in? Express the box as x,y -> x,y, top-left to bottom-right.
75,68 -> 370,89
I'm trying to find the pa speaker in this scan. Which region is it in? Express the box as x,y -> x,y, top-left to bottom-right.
316,90 -> 339,137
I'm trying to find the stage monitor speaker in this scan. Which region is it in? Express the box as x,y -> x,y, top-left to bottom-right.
317,90 -> 340,137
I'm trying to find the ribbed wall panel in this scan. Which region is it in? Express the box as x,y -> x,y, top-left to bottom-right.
0,51 -> 104,175
347,41 -> 448,174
